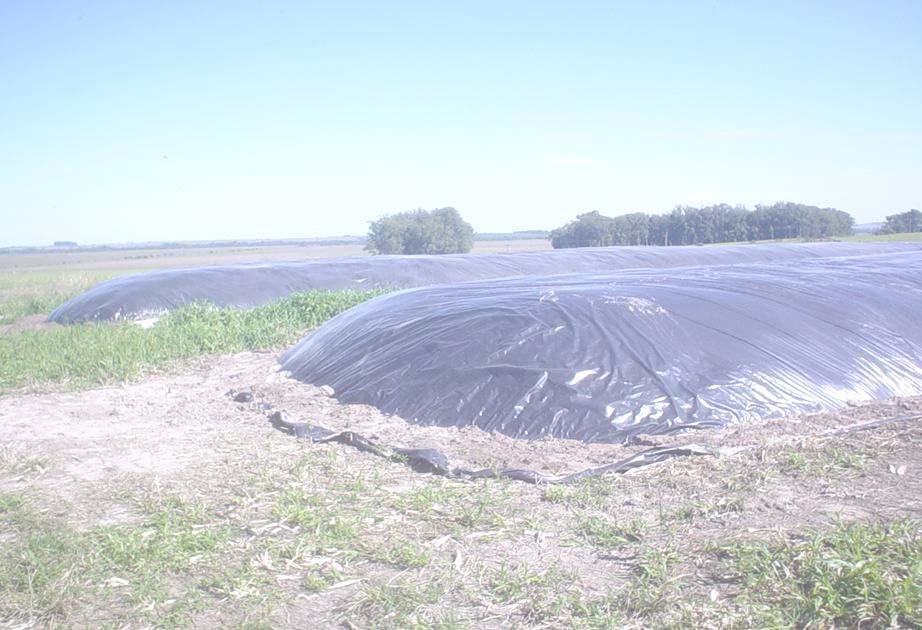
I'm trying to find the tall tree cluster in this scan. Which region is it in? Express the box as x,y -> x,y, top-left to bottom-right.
878,209 -> 922,234
366,207 -> 474,255
550,202 -> 854,248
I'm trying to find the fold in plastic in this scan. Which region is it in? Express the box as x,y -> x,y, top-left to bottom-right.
281,251 -> 922,443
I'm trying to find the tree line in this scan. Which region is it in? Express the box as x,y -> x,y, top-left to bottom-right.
878,209 -> 921,234
550,202 -> 855,248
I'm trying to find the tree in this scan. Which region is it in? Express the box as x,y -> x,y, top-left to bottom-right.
879,209 -> 922,234
366,207 -> 474,255
550,211 -> 614,248
747,202 -> 852,240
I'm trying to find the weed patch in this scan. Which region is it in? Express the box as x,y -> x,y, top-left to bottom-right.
715,519 -> 922,627
776,444 -> 869,477
272,487 -> 367,560
541,476 -> 618,509
390,479 -> 517,536
0,494 -> 238,627
577,516 -> 644,549
486,562 -> 623,626
667,495 -> 745,522
352,577 -> 455,629
373,540 -> 432,568
618,544 -> 680,617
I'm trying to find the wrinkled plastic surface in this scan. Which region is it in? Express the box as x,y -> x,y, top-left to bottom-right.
49,242 -> 922,323
280,251 -> 922,443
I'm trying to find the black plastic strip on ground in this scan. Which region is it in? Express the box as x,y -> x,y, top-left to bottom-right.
266,409 -> 711,484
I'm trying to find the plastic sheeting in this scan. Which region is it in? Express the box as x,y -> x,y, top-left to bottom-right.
267,409 -> 711,484
49,242 -> 922,323
280,251 -> 922,443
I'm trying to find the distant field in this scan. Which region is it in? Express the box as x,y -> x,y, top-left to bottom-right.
0,238 -> 553,274
1,232 -> 917,326
840,231 -> 922,242
739,232 -> 922,245
0,238 -> 551,325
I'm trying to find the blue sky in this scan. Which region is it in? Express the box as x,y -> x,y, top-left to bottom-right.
2,0 -> 920,246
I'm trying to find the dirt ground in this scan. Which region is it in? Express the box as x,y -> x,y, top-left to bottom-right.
2,352 -> 920,628
3,351 -> 917,486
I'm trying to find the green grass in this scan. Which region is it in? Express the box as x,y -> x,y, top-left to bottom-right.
300,565 -> 344,592
4,438 -> 918,628
1,293 -> 67,325
0,493 -> 238,627
272,486 -> 367,560
353,578 -> 458,629
0,493 -> 26,515
715,519 -> 922,628
541,476 -> 618,509
618,544 -> 680,617
390,478 -> 516,535
699,231 -> 922,247
0,289 -> 382,391
0,270 -> 119,325
96,498 -> 228,573
576,516 -> 644,549
777,445 -> 869,477
486,563 -> 624,627
667,495 -> 746,522
374,540 -> 433,568
840,231 -> 922,243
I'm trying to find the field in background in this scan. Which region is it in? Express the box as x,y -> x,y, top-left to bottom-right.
738,232 -> 922,245
1,238 -> 552,273
5,232 -> 922,326
0,239 -> 551,326
840,231 -> 922,242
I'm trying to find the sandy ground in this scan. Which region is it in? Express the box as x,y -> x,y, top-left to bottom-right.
2,352 -> 921,627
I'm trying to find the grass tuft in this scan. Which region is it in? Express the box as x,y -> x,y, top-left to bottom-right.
541,477 -> 618,509
374,540 -> 432,568
577,516 -> 644,549
777,445 -> 869,477
353,578 -> 455,629
618,545 -> 680,616
486,562 -> 623,626
717,519 -> 922,627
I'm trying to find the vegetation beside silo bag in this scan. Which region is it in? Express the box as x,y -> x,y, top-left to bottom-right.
0,289 -> 383,390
